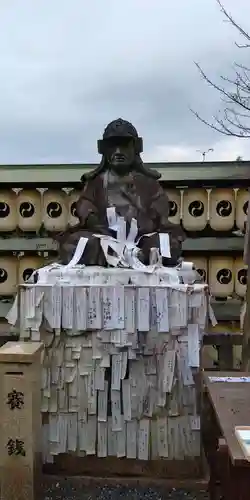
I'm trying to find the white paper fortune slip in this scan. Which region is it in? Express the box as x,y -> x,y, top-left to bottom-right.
157,417 -> 169,458
142,386 -> 153,418
43,287 -> 52,330
6,294 -> 18,326
159,233 -> 171,258
65,236 -> 89,267
126,420 -> 137,459
115,286 -> 125,329
108,417 -> 117,456
79,347 -> 92,376
179,291 -> 188,327
95,362 -> 105,391
86,416 -> 97,455
49,414 -> 59,444
67,413 -> 77,452
138,419 -> 150,460
88,286 -> 102,330
78,376 -> 88,420
97,422 -> 108,457
124,287 -> 136,333
62,286 -> 74,329
43,286 -> 61,330
155,287 -> 169,332
90,325 -> 100,351
78,420 -> 87,452
102,286 -> 115,330
24,285 -> 35,319
58,414 -> 68,454
103,286 -> 125,330
75,287 -> 87,330
87,370 -> 97,415
98,381 -> 108,422
111,389 -> 122,431
162,346 -> 176,393
107,206 -> 117,228
122,379 -> 132,421
169,290 -> 187,329
116,416 -> 126,458
116,216 -> 126,241
187,323 -> 200,368
190,415 -> 200,431
111,353 -> 122,390
49,385 -> 58,413
177,343 -> 194,386
137,287 -> 150,332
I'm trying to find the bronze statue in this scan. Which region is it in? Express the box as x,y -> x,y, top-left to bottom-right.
54,119 -> 185,267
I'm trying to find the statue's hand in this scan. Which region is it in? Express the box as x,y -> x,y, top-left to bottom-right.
124,245 -> 146,266
136,248 -> 146,264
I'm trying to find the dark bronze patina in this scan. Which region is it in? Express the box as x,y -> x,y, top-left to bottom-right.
55,119 -> 185,266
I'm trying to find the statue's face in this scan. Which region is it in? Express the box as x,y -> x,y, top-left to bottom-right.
105,137 -> 136,173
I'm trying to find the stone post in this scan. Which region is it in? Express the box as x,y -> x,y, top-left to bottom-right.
0,342 -> 43,500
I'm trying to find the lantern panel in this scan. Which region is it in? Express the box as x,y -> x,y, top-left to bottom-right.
42,190 -> 67,232
209,256 -> 234,298
67,190 -> 81,227
182,189 -> 208,231
234,256 -> 247,298
0,190 -> 17,232
235,189 -> 248,231
187,256 -> 208,283
0,257 -> 17,296
165,189 -> 181,225
18,256 -> 44,284
209,189 -> 235,231
17,189 -> 42,232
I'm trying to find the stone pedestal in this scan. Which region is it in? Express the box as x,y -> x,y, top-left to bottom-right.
6,264 -> 209,478
0,342 -> 43,500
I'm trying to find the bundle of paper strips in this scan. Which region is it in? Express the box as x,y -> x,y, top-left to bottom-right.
7,264 -> 208,462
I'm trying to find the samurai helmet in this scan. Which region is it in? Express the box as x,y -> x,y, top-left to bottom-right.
97,118 -> 143,155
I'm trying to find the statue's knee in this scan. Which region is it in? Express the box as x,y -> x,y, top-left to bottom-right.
60,243 -> 76,265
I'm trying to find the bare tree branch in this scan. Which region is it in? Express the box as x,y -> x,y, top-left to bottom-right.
216,0 -> 250,46
193,0 -> 250,138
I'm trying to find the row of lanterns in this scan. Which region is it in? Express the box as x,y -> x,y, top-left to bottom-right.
0,188 -> 248,232
191,255 -> 246,298
0,255 -> 247,298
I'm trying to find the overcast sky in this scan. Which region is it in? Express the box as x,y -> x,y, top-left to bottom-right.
1,0 -> 250,164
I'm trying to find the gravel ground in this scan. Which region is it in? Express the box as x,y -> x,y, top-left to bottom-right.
42,479 -> 209,500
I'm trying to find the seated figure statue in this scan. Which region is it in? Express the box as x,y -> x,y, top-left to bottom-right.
54,119 -> 185,268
